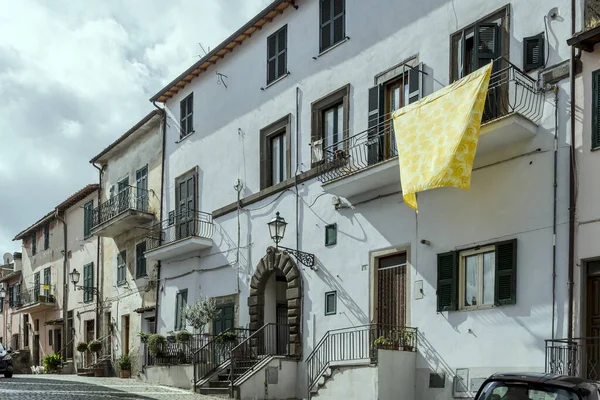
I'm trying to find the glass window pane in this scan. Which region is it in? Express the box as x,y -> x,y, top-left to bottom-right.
464,255 -> 478,306
271,135 -> 282,184
281,134 -> 287,180
483,251 -> 495,305
323,108 -> 334,147
321,23 -> 331,50
335,104 -> 343,151
333,16 -> 344,43
321,0 -> 331,24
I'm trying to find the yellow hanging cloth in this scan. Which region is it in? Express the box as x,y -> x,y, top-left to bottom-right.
392,63 -> 493,211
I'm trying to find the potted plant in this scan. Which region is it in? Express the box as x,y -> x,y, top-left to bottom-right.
147,334 -> 166,358
402,330 -> 415,352
117,354 -> 131,378
88,340 -> 103,377
43,353 -> 62,373
373,335 -> 399,350
166,331 -> 176,344
76,342 -> 88,353
175,330 -> 193,343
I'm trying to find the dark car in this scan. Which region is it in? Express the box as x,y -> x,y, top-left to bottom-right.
0,343 -> 13,378
474,372 -> 600,400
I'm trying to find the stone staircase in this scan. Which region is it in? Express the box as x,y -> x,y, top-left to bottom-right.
77,357 -> 113,377
197,360 -> 254,397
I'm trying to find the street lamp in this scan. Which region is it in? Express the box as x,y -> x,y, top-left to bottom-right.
0,287 -> 6,300
70,268 -> 100,295
267,212 -> 315,269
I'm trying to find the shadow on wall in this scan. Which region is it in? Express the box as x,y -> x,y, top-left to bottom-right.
417,330 -> 455,379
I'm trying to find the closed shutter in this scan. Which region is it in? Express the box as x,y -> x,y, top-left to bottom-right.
474,23 -> 500,70
367,85 -> 384,165
84,263 -> 94,303
593,70 -> 600,149
43,268 -> 50,297
407,63 -> 423,104
523,33 -> 545,72
437,251 -> 457,312
175,172 -> 196,239
267,33 -> 277,84
494,239 -> 517,305
277,27 -> 287,78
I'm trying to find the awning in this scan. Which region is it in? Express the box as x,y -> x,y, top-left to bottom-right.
392,63 -> 493,211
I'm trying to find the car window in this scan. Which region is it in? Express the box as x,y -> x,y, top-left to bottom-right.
479,381 -> 580,400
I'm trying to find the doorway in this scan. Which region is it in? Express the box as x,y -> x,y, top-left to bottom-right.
585,261 -> 600,380
33,335 -> 40,366
122,315 -> 130,356
263,270 -> 288,355
85,320 -> 94,366
374,252 -> 407,343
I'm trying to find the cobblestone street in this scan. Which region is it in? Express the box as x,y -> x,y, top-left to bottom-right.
0,375 -> 222,400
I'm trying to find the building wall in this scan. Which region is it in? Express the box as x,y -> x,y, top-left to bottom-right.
99,117 -> 162,375
157,0 -> 573,398
65,192 -> 99,368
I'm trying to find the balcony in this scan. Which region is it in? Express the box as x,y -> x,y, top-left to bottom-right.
14,285 -> 56,312
545,337 -> 600,381
91,186 -> 155,238
317,63 -> 543,198
144,210 -> 214,262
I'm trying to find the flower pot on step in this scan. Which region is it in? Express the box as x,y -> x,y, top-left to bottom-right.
120,369 -> 131,379
94,367 -> 104,377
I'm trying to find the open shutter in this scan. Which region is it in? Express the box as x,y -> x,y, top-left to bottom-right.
437,251 -> 458,312
523,33 -> 545,72
407,63 -> 423,104
475,23 -> 500,69
367,86 -> 384,165
495,239 -> 517,305
593,70 -> 600,149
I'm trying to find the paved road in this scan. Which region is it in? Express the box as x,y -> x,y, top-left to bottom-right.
0,374 -> 222,400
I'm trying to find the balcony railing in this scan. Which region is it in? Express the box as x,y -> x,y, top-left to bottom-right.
91,186 -> 152,229
545,337 -> 600,380
317,62 -> 543,184
146,334 -> 215,366
17,285 -> 56,308
146,209 -> 214,251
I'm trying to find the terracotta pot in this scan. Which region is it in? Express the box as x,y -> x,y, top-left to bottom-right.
120,369 -> 131,379
94,367 -> 104,377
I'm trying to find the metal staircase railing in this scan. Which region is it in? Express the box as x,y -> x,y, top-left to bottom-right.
306,324 -> 418,397
228,323 -> 291,395
192,328 -> 250,392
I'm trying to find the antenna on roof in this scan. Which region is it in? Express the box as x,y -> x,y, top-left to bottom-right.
197,43 -> 210,58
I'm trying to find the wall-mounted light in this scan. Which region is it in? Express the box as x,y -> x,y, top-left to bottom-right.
268,212 -> 316,269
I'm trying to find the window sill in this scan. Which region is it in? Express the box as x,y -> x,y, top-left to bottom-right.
117,281 -> 127,286
263,72 -> 290,90
135,274 -> 148,279
591,146 -> 600,152
176,130 -> 195,144
317,37 -> 350,58
457,304 -> 497,312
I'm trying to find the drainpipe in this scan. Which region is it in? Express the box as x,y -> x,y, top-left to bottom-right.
152,101 -> 167,334
552,86 -> 559,340
92,162 -> 103,340
54,209 -> 68,360
567,0 -> 579,341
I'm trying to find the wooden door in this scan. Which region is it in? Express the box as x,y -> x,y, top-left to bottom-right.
33,335 -> 40,366
276,304 -> 287,355
136,166 -> 148,211
176,173 -> 196,239
123,315 -> 130,356
384,78 -> 406,159
213,305 -> 234,335
586,267 -> 600,380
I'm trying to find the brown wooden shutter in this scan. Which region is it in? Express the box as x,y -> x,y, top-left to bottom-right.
367,86 -> 383,165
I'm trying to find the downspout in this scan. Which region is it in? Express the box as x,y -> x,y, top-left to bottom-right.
295,86 -> 302,346
54,209 -> 68,360
153,101 -> 167,334
552,86 -> 559,340
92,162 -> 102,340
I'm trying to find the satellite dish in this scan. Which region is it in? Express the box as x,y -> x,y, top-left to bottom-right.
2,253 -> 13,266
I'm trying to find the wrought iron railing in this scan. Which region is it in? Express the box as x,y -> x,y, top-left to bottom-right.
192,328 -> 251,391
545,337 -> 600,380
17,285 -> 56,307
147,334 -> 214,366
228,324 -> 291,391
91,185 -> 152,229
317,62 -> 543,184
306,324 -> 418,395
146,209 -> 214,251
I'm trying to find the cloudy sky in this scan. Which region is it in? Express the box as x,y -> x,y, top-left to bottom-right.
0,0 -> 271,254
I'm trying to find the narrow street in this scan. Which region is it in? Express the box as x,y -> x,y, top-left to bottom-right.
0,375 -> 221,400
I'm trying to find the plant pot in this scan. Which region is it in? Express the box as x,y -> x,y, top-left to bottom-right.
94,367 -> 104,377
403,345 -> 414,352
38,295 -> 46,303
120,369 -> 131,379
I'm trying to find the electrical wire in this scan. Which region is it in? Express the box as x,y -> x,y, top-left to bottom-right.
543,16 -> 551,68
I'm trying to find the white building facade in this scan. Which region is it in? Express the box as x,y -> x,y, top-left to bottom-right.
148,0 -> 575,398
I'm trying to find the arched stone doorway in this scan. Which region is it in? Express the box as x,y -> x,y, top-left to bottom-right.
248,246 -> 302,357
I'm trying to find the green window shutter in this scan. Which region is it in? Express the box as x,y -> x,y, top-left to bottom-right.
474,22 -> 500,70
593,69 -> 600,148
495,239 -> 517,305
437,251 -> 458,312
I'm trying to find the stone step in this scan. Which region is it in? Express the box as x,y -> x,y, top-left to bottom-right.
209,380 -> 231,388
199,387 -> 230,396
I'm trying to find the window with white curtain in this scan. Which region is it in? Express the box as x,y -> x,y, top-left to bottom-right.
458,246 -> 495,310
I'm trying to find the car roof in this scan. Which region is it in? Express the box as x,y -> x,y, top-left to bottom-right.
486,372 -> 600,392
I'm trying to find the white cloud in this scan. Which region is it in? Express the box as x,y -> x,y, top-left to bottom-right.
0,0 -> 269,253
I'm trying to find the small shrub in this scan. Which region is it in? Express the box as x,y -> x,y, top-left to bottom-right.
43,353 -> 62,371
76,342 -> 88,353
117,354 -> 131,370
88,340 -> 102,353
215,331 -> 238,343
147,334 -> 166,357
175,330 -> 193,343
138,332 -> 150,344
